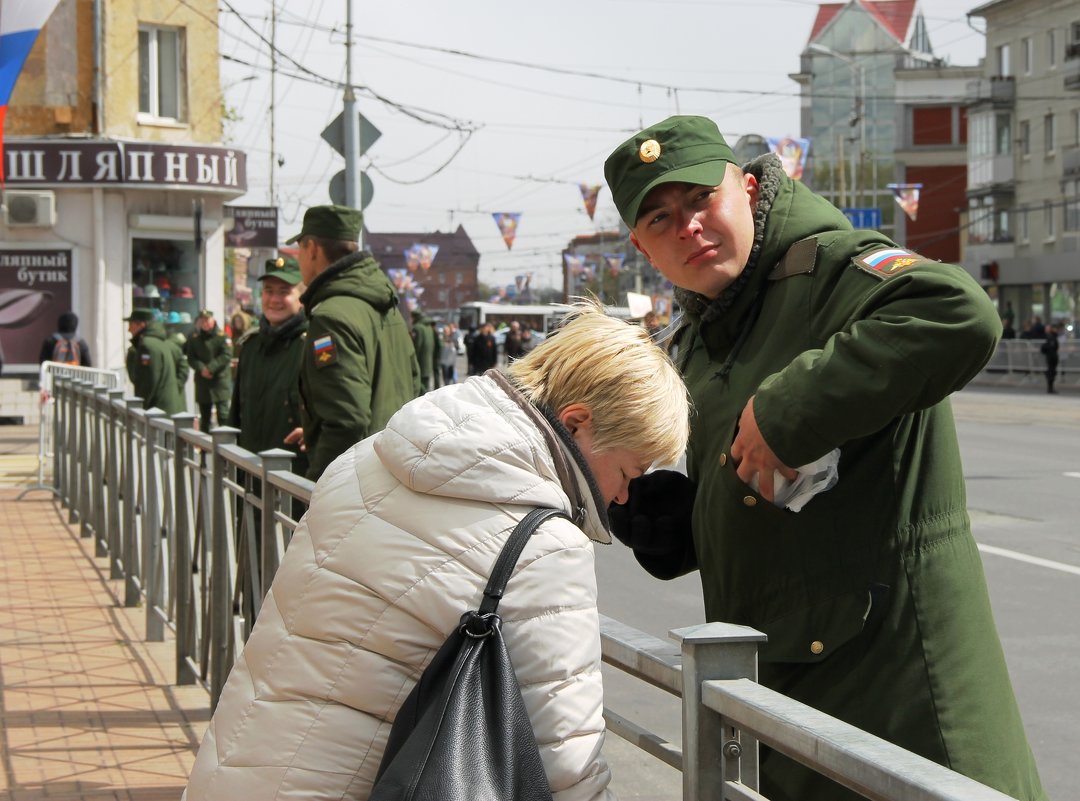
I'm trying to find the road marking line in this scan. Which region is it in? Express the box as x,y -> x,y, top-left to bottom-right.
978,544 -> 1080,577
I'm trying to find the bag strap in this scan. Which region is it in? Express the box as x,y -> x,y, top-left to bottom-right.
478,508 -> 569,616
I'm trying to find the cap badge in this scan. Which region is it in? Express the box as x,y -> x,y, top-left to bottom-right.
275,257 -> 285,267
639,139 -> 661,163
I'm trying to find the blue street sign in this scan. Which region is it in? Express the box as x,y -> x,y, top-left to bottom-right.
842,207 -> 882,229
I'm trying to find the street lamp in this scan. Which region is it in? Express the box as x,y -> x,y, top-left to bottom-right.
809,43 -> 865,211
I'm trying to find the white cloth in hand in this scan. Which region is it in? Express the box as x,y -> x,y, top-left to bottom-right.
749,448 -> 840,512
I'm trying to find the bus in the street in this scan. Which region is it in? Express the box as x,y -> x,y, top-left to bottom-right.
456,301 -> 635,333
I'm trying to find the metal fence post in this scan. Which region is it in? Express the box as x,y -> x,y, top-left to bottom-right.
91,387 -> 109,557
672,622 -> 768,800
122,398 -> 144,607
64,378 -> 78,516
142,409 -> 167,641
172,413 -> 198,685
74,381 -> 90,526
258,448 -> 295,605
105,390 -> 125,579
52,377 -> 65,500
209,426 -> 239,710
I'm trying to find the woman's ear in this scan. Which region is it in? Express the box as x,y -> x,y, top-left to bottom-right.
557,403 -> 593,435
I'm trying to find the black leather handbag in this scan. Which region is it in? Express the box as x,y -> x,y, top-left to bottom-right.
369,507 -> 569,801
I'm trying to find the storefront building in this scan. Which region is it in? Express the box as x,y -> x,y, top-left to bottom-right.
1,0 -> 244,420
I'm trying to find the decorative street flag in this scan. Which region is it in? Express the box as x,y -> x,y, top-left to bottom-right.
602,252 -> 625,277
0,0 -> 64,184
492,212 -> 522,250
767,136 -> 811,181
564,252 -> 585,276
404,242 -> 439,271
579,183 -> 601,220
887,183 -> 922,221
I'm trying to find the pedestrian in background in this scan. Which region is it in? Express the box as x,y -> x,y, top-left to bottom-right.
1041,323 -> 1059,394
286,204 -> 420,481
39,312 -> 92,366
125,308 -> 187,416
185,310 -> 233,432
438,322 -> 459,385
503,319 -> 525,363
228,258 -> 308,475
471,322 -> 498,374
410,306 -> 439,393
183,302 -> 689,801
603,115 -> 1045,801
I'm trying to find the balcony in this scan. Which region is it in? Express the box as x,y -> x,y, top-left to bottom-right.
966,76 -> 1015,106
968,155 -> 1015,191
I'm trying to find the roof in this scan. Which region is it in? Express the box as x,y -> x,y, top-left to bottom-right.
808,0 -> 916,45
365,224 -> 480,268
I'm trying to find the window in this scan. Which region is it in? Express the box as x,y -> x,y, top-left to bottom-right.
1022,37 -> 1033,74
1019,207 -> 1029,241
1045,200 -> 1056,239
1045,113 -> 1056,154
1019,120 -> 1031,155
1074,109 -> 1080,147
1049,29 -> 1057,68
138,25 -> 185,121
996,113 -> 1012,155
1066,188 -> 1080,233
997,43 -> 1011,76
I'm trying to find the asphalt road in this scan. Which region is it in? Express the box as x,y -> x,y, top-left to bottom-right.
594,385 -> 1079,801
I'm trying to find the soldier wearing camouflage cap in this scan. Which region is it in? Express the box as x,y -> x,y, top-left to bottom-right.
603,115 -> 1045,801
285,205 -> 421,481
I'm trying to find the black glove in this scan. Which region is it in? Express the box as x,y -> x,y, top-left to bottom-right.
607,470 -> 698,579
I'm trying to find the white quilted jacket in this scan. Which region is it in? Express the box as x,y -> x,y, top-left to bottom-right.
184,372 -> 616,801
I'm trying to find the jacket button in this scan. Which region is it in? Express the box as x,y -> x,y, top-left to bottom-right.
742,495 -> 757,507
719,453 -> 728,467
810,640 -> 824,655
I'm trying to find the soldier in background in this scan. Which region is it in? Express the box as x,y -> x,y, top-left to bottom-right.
125,308 -> 187,415
185,310 -> 233,432
410,306 -> 440,393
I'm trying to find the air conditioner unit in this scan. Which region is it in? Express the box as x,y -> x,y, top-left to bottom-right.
2,190 -> 57,228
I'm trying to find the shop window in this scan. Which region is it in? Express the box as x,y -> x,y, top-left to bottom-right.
139,25 -> 185,121
132,238 -> 200,340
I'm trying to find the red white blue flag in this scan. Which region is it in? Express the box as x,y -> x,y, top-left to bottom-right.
0,0 -> 64,183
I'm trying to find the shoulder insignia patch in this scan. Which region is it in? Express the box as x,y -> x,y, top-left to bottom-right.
140,352 -> 151,365
312,334 -> 338,368
769,237 -> 818,281
852,247 -> 926,279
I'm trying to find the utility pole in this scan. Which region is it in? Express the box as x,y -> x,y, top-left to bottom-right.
343,0 -> 363,246
269,1 -> 277,208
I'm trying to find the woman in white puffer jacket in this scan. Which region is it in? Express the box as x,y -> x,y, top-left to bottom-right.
183,302 -> 689,801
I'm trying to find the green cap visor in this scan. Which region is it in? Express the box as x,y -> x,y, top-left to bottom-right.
622,160 -> 731,228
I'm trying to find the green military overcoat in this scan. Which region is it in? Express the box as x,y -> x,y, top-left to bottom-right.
185,324 -> 233,404
298,252 -> 421,481
672,156 -> 1046,801
411,309 -> 439,393
126,320 -> 187,416
227,312 -> 308,477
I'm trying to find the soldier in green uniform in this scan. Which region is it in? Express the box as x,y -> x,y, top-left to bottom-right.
228,258 -> 308,476
410,306 -> 439,393
184,310 -> 233,432
286,204 -> 421,481
603,116 -> 1046,801
125,308 -> 187,416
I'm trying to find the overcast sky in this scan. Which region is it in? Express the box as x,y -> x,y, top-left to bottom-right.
218,0 -> 990,289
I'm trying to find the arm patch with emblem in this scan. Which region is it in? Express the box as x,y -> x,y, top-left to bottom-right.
312,334 -> 338,368
852,247 -> 928,279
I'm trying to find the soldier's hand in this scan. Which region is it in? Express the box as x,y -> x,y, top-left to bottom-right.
283,427 -> 305,452
200,367 -> 212,379
731,395 -> 796,503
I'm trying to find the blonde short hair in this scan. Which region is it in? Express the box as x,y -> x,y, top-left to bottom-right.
508,301 -> 689,466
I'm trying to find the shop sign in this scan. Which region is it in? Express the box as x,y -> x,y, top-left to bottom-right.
0,248 -> 73,368
226,206 -> 278,248
3,140 -> 247,193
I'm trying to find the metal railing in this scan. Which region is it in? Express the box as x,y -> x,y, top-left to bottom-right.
48,377 -> 1021,801
978,338 -> 1079,387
